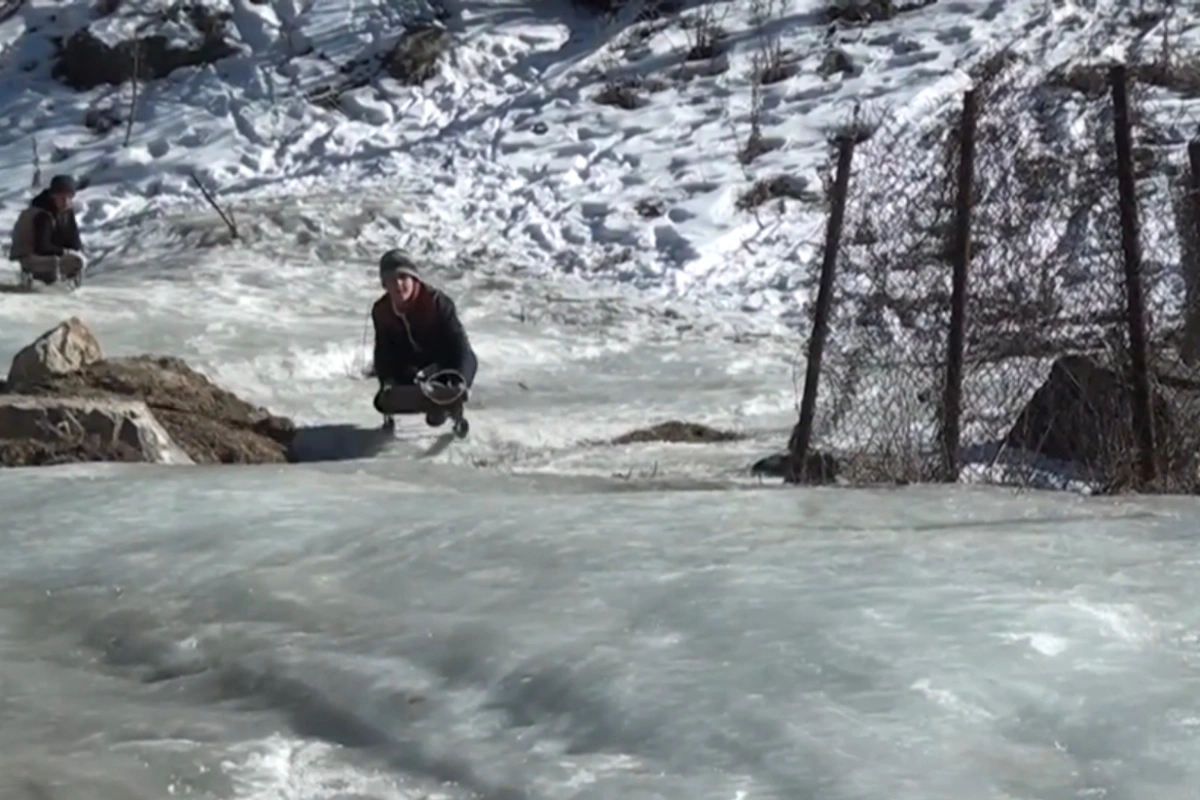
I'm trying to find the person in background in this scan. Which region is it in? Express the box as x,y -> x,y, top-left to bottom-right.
370,248 -> 478,428
8,174 -> 86,287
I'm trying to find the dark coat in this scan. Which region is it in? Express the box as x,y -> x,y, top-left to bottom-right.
28,190 -> 82,256
371,285 -> 478,387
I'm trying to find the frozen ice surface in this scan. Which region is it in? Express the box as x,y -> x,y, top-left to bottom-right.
0,0 -> 1199,798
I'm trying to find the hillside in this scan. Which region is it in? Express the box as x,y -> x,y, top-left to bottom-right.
0,0 -> 1170,319
5,0 -> 1200,490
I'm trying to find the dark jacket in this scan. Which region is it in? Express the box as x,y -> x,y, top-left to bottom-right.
371,285 -> 478,387
29,190 -> 82,256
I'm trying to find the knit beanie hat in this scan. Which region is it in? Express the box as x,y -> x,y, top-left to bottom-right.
378,248 -> 421,286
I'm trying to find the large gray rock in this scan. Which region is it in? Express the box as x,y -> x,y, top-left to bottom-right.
1005,354 -> 1174,480
7,317 -> 102,390
0,395 -> 193,466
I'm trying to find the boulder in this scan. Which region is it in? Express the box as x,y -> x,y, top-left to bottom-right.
51,6 -> 238,91
385,24 -> 450,86
15,355 -> 296,464
0,396 -> 193,467
1004,354 -> 1174,478
7,317 -> 103,390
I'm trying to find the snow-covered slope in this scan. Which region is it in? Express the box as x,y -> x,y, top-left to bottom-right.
4,0 -> 1200,490
0,0 -> 1168,321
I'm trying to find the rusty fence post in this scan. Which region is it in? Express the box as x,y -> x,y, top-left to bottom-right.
1181,140 -> 1200,366
786,134 -> 856,483
1109,63 -> 1157,486
939,88 -> 979,482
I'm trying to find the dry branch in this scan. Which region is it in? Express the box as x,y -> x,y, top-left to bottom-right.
30,138 -> 40,188
188,172 -> 239,240
122,41 -> 141,147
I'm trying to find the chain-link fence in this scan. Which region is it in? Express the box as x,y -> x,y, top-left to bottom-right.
784,40 -> 1200,493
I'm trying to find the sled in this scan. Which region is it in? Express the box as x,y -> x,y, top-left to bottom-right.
18,258 -> 85,291
3,269 -> 83,294
376,372 -> 471,439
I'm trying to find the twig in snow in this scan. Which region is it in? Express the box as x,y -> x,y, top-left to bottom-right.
188,172 -> 240,240
30,138 -> 40,188
723,115 -> 770,234
0,0 -> 25,25
122,41 -> 141,147
734,0 -> 788,168
739,71 -> 774,165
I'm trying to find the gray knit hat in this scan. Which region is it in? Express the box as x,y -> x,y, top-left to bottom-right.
378,248 -> 421,285
49,174 -> 78,196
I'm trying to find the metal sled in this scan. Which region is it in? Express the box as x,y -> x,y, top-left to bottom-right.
376,371 -> 470,439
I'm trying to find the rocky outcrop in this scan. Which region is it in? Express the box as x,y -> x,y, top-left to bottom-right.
19,356 -> 296,464
0,396 -> 193,466
1,318 -> 295,467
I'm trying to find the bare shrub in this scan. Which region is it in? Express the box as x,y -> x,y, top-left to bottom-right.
737,87 -> 782,165
681,4 -> 726,61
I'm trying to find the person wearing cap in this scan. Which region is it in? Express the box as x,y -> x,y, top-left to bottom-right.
370,248 -> 478,428
7,174 -> 86,287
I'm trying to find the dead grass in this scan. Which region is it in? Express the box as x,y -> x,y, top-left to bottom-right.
594,74 -> 666,109
611,420 -> 746,444
736,175 -> 818,211
681,5 -> 726,61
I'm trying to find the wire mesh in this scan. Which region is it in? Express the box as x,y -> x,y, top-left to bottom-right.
792,40 -> 1200,492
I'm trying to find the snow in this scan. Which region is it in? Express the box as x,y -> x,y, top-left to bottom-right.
0,0 -> 1191,486
0,0 -> 1200,794
0,0 -> 1170,321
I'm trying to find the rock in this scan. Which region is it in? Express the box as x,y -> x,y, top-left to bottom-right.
817,48 -> 858,78
823,0 -> 940,26
750,449 -> 840,484
15,354 -> 296,465
7,317 -> 103,390
0,395 -> 193,466
385,24 -> 449,86
51,6 -> 238,91
611,420 -> 745,445
1005,353 -> 1174,478
573,0 -> 682,16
